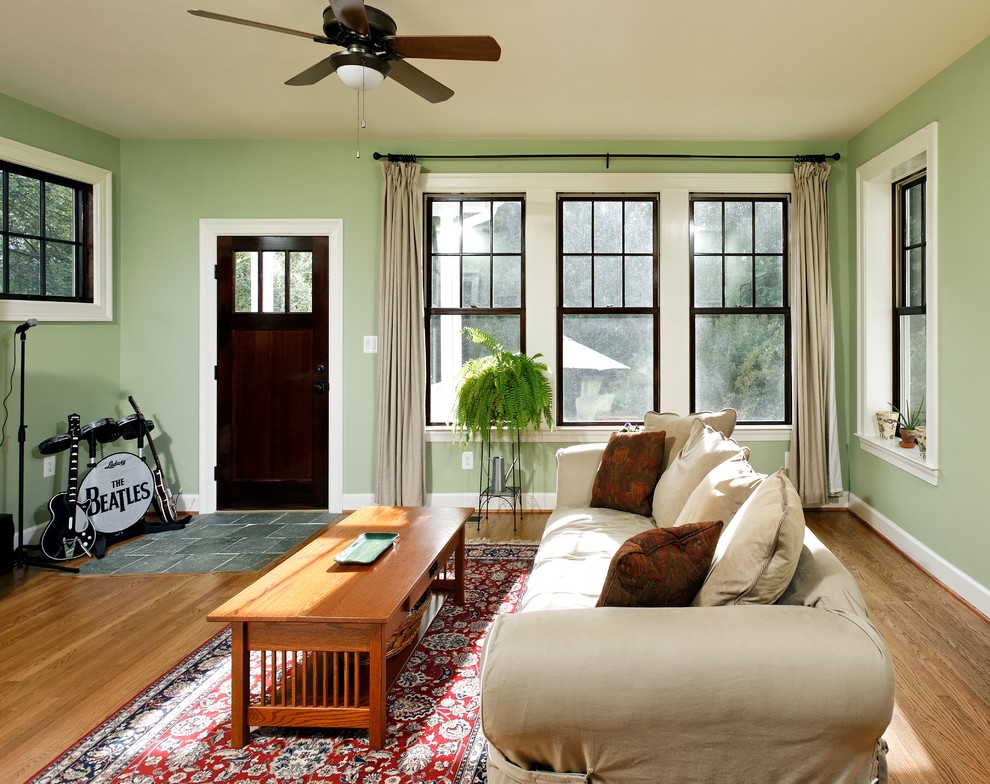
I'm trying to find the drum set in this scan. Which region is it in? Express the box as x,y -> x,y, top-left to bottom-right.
38,408 -> 186,554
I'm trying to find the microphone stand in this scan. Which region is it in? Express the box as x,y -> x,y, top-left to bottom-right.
13,326 -> 78,574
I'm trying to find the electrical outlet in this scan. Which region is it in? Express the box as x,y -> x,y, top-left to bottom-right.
461,451 -> 474,470
784,451 -> 790,470
43,455 -> 55,477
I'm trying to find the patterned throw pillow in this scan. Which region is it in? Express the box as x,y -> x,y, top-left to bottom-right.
590,431 -> 666,517
597,521 -> 725,607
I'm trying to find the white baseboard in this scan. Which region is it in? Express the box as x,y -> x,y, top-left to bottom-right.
849,494 -> 990,619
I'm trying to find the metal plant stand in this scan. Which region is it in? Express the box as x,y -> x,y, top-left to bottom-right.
477,429 -> 522,530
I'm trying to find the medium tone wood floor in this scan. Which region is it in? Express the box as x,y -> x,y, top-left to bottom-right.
1,510 -> 988,783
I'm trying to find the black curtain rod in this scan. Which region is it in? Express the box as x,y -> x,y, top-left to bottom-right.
372,151 -> 840,167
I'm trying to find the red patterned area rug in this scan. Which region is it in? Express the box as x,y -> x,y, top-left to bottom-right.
28,542 -> 537,784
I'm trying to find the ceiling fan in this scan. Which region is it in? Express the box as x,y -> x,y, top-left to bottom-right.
188,0 -> 501,103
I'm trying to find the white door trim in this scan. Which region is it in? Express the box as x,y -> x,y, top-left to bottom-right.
197,218 -> 344,513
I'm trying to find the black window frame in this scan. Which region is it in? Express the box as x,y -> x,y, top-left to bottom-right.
424,194 -> 527,426
891,171 -> 927,414
556,194 -> 661,426
0,159 -> 93,302
689,194 -> 792,425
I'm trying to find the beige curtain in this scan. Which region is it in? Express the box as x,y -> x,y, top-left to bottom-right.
374,160 -> 426,506
791,161 -> 843,504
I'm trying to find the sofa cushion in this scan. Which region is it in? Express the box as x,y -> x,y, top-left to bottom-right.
692,469 -> 805,606
643,408 -> 736,472
597,521 -> 724,608
590,431 -> 666,516
521,507 -> 655,612
652,421 -> 749,527
673,455 -> 766,529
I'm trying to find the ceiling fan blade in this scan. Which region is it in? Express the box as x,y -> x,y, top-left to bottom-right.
388,59 -> 454,103
188,9 -> 332,44
327,0 -> 371,38
387,35 -> 501,62
285,59 -> 336,86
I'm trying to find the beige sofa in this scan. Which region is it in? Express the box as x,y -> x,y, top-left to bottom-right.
480,412 -> 895,784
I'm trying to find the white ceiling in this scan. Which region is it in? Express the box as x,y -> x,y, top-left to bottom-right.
2,0 -> 990,143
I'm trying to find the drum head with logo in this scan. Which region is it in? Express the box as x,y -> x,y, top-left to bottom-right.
78,452 -> 154,533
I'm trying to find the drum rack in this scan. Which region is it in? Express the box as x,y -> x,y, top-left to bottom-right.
38,409 -> 188,560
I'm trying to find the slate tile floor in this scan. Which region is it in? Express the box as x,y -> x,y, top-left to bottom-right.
79,510 -> 342,574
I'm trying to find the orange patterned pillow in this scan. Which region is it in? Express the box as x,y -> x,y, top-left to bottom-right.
597,521 -> 725,607
590,431 -> 666,516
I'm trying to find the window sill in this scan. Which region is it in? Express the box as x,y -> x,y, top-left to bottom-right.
426,424 -> 792,443
856,433 -> 939,485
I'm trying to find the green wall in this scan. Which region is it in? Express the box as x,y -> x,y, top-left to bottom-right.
844,35 -> 990,588
0,95 -> 121,530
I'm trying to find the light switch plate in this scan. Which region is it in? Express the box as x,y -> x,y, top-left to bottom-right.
363,335 -> 378,353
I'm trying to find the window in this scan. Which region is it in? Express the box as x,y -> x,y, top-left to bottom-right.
856,122 -> 938,483
1,160 -> 91,301
690,196 -> 790,423
892,172 -> 926,417
425,196 -> 525,425
557,196 -> 658,424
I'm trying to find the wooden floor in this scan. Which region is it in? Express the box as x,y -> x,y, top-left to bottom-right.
1,510 -> 988,783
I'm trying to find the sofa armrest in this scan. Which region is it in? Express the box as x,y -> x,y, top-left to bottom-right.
481,606 -> 894,784
554,444 -> 607,509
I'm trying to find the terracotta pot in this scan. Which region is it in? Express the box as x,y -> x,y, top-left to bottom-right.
898,428 -> 917,448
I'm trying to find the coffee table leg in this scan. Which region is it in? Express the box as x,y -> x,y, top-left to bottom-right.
368,626 -> 386,749
230,623 -> 250,748
454,525 -> 466,605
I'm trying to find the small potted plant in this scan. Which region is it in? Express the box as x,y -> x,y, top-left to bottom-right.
890,398 -> 925,448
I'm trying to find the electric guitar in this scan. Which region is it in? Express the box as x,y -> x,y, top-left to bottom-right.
128,395 -> 190,527
40,414 -> 97,561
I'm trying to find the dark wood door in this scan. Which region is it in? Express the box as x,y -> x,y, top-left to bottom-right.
217,235 -> 329,509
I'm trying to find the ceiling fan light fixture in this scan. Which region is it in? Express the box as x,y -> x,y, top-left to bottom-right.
330,50 -> 390,91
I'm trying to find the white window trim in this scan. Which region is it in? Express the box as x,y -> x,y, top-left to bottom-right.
855,122 -> 938,484
421,171 -> 795,440
0,135 -> 113,323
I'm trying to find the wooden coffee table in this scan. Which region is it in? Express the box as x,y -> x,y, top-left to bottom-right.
207,505 -> 471,749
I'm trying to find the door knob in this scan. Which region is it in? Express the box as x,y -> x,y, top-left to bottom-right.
314,381 -> 328,393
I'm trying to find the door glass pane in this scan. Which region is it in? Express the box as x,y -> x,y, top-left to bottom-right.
624,201 -> 654,253
462,201 -> 492,253
593,201 -> 623,253
429,314 -> 521,424
562,201 -> 592,253
235,251 -> 257,312
492,255 -> 521,307
262,251 -> 285,313
492,201 -> 522,253
724,201 -> 753,254
45,241 -> 74,297
562,314 -> 653,422
624,256 -> 653,307
45,183 -> 75,240
692,201 -> 722,253
289,251 -> 312,313
563,255 -> 592,307
593,255 -> 622,307
695,313 -> 785,421
725,256 -> 753,307
462,256 -> 492,308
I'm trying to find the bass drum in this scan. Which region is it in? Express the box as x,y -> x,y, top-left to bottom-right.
77,452 -> 155,534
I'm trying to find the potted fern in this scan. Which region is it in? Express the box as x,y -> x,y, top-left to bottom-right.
452,327 -> 553,442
